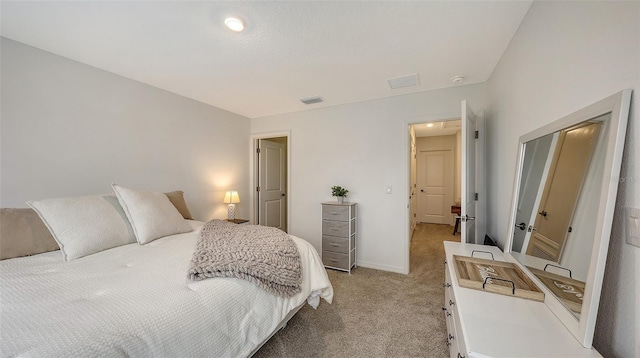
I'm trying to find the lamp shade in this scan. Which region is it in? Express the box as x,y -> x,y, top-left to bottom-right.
223,191 -> 240,204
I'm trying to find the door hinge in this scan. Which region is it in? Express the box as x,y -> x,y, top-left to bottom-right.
256,186 -> 261,192
474,130 -> 479,139
474,193 -> 478,201
256,148 -> 261,154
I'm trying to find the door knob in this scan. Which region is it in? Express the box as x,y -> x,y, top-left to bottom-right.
281,193 -> 286,197
420,189 -> 425,193
538,210 -> 548,217
515,222 -> 526,230
528,225 -> 537,232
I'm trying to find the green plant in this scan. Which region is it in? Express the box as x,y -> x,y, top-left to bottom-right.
331,186 -> 349,197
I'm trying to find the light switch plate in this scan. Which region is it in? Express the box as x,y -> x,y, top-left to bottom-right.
625,207 -> 640,248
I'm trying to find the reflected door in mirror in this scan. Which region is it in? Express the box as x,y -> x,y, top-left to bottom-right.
526,122 -> 601,262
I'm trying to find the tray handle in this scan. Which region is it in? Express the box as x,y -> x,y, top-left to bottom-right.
483,277 -> 515,295
471,250 -> 494,260
543,263 -> 572,278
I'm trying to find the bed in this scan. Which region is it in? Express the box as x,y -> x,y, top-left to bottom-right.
0,187 -> 333,357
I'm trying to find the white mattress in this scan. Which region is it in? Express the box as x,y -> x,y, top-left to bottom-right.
0,221 -> 333,357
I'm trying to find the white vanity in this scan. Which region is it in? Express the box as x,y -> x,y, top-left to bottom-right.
444,90 -> 631,357
443,242 -> 600,357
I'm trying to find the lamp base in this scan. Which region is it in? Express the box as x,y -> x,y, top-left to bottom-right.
227,204 -> 236,220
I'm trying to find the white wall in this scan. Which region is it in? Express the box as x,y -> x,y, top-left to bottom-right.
251,84 -> 486,273
0,38 -> 251,221
486,2 -> 639,356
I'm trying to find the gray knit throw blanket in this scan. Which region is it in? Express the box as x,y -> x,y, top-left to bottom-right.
188,219 -> 302,297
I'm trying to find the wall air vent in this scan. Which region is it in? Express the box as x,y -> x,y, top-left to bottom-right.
300,96 -> 323,105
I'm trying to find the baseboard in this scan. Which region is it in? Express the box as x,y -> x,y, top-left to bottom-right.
357,261 -> 407,274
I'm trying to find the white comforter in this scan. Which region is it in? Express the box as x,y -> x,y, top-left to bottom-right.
0,221 -> 333,357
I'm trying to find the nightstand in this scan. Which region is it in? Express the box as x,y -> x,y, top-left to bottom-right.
225,219 -> 249,225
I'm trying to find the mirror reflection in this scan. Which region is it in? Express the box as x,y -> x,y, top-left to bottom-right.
510,112 -> 611,319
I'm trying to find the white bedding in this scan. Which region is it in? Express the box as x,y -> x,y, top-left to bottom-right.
0,220 -> 333,357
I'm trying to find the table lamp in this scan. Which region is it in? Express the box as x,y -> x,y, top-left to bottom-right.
223,191 -> 240,220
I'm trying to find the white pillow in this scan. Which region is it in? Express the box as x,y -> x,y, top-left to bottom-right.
27,194 -> 136,261
112,184 -> 192,244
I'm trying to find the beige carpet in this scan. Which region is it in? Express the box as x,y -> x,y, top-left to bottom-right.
254,223 -> 460,358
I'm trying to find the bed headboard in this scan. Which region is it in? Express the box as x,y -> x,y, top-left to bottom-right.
0,208 -> 60,260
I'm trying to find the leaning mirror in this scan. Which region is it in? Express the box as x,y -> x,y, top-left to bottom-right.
504,90 -> 631,348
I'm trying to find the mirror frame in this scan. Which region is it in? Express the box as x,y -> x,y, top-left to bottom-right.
504,89 -> 631,348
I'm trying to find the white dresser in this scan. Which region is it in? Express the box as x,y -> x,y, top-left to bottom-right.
443,241 -> 600,358
321,202 -> 356,273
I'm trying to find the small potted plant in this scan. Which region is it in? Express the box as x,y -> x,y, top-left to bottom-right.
331,185 -> 349,204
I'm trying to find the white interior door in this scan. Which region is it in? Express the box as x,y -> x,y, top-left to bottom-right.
461,100 -> 478,244
258,139 -> 287,232
417,150 -> 453,224
418,150 -> 453,224
513,134 -> 556,252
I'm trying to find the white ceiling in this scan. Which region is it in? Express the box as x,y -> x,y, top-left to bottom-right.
0,1 -> 532,118
413,120 -> 462,138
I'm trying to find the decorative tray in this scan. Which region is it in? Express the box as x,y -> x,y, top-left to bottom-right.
452,255 -> 544,302
527,266 -> 584,313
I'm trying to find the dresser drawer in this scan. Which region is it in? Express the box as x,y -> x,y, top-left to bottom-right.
322,219 -> 355,237
322,235 -> 355,254
322,205 -> 353,221
444,263 -> 467,357
322,250 -> 355,270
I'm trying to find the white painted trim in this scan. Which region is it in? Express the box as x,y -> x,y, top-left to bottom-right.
475,111 -> 486,244
357,261 -> 405,274
249,130 -> 292,232
403,112 -> 461,275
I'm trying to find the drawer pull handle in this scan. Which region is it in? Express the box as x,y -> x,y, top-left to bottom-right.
443,260 -> 447,265
331,212 -> 338,215
441,307 -> 447,311
449,299 -> 455,306
445,340 -> 451,347
446,312 -> 451,317
331,228 -> 339,231
329,243 -> 340,247
457,354 -> 465,358
330,259 -> 339,262
449,333 -> 454,341
443,283 -> 451,288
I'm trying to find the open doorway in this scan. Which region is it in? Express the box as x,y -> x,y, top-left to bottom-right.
405,102 -> 485,274
409,120 -> 462,239
251,133 -> 290,233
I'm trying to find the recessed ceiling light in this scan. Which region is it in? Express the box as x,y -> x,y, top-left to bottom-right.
426,123 -> 434,128
224,17 -> 245,32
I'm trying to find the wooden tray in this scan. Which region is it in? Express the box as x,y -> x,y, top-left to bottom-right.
453,255 -> 544,302
527,266 -> 584,313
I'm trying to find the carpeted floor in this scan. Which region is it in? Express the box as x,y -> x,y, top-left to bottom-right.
254,223 -> 461,358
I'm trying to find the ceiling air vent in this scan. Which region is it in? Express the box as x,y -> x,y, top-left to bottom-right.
388,73 -> 419,89
300,96 -> 323,105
